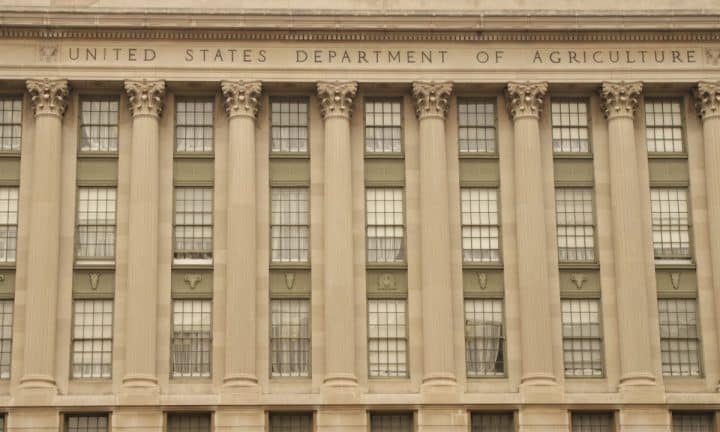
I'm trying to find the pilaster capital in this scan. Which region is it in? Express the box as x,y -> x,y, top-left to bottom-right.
221,80 -> 262,119
694,81 -> 720,120
600,81 -> 643,119
505,81 -> 548,120
26,78 -> 69,117
412,81 -> 453,119
124,79 -> 166,117
317,81 -> 358,119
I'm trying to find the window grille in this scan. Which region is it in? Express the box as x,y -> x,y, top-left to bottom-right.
171,299 -> 212,378
366,188 -> 405,264
0,300 -> 12,379
0,187 -> 18,264
271,98 -> 309,153
556,188 -> 595,263
650,188 -> 691,260
174,187 -> 213,264
167,413 -> 211,432
271,299 -> 310,377
465,299 -> 505,377
370,413 -> 412,432
646,100 -> 684,153
571,413 -> 614,432
72,300 -> 113,378
66,415 -> 109,432
659,299 -> 702,377
552,100 -> 590,153
458,100 -> 496,153
271,187 -> 309,263
368,299 -> 408,377
461,188 -> 500,263
76,187 -> 116,261
672,413 -> 714,432
176,98 -> 214,153
0,415 -> 4,432
79,98 -> 119,153
0,98 -> 21,152
562,299 -> 603,377
365,99 -> 402,153
470,413 -> 514,432
269,413 -> 313,432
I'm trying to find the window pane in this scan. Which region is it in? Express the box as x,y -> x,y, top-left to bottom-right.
471,413 -> 514,432
365,99 -> 402,153
552,100 -> 590,153
176,98 -> 214,153
271,188 -> 309,263
368,299 -> 408,377
269,413 -> 313,432
174,187 -> 213,264
72,300 -> 113,379
672,413 -> 714,432
659,299 -> 702,377
562,299 -> 604,377
370,413 -> 412,432
459,100 -> 496,153
0,97 -> 22,152
646,100 -> 684,153
366,188 -> 405,263
461,188 -> 500,263
572,413 -> 614,432
556,188 -> 595,263
80,98 -> 119,153
0,300 -> 12,379
171,299 -> 212,378
66,414 -> 109,432
465,299 -> 505,377
271,98 -> 309,153
271,299 -> 310,377
0,187 -> 18,264
650,188 -> 691,259
76,187 -> 117,260
167,413 -> 211,432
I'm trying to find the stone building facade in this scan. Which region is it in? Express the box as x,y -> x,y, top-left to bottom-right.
0,1 -> 719,431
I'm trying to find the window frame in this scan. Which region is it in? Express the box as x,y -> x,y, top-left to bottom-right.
269,96 -> 311,157
550,97 -> 593,156
165,412 -> 213,432
77,95 -> 120,156
172,186 -> 214,267
363,96 -> 404,157
0,299 -> 13,380
268,412 -> 315,432
70,299 -> 114,380
365,187 -> 407,267
74,186 -> 118,266
269,186 -> 311,267
63,413 -> 111,432
169,298 -> 213,379
570,412 -> 616,432
269,297 -> 312,378
644,97 -> 687,156
561,297 -> 606,378
554,187 -> 598,265
173,96 -> 216,156
0,95 -> 23,156
460,187 -> 502,265
658,297 -> 703,378
464,297 -> 506,378
367,298 -> 409,379
469,412 -> 516,432
649,186 -> 693,264
457,97 -> 498,157
671,412 -> 716,432
0,186 -> 19,267
369,412 -> 414,432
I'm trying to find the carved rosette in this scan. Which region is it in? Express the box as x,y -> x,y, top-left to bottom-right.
412,81 -> 453,119
600,81 -> 643,119
317,81 -> 358,119
221,80 -> 262,118
694,81 -> 720,120
124,79 -> 166,117
505,81 -> 548,120
26,78 -> 69,117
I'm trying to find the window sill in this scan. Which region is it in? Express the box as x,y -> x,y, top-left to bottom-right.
173,259 -> 213,269
174,152 -> 214,159
648,152 -> 688,159
75,260 -> 115,270
553,153 -> 594,160
366,263 -> 407,270
269,152 -> 310,159
270,262 -> 311,270
558,262 -> 600,270
459,153 -> 499,160
655,261 -> 695,270
0,152 -> 20,159
77,152 -> 118,159
463,263 -> 504,270
364,153 -> 405,160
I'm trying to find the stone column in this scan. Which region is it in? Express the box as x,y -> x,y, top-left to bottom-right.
693,81 -> 720,391
19,78 -> 69,393
412,81 -> 457,388
220,80 -> 262,390
505,82 -> 556,386
600,81 -> 655,387
316,81 -> 358,388
121,79 -> 165,390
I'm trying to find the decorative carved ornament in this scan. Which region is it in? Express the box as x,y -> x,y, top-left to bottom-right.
505,81 -> 548,119
38,45 -> 58,63
317,81 -> 358,119
600,81 -> 643,119
221,80 -> 262,118
124,79 -> 165,117
570,273 -> 587,290
412,81 -> 453,119
284,272 -> 296,290
0,274 -> 5,283
88,272 -> 101,291
378,273 -> 397,291
706,48 -> 720,66
26,78 -> 69,117
476,272 -> 488,290
184,273 -> 203,290
694,81 -> 720,120
670,272 -> 681,290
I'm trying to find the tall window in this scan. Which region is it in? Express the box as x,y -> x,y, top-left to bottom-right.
646,99 -> 684,153
650,188 -> 691,261
271,187 -> 309,263
270,299 -> 310,377
76,187 -> 116,262
71,299 -> 113,378
552,100 -> 590,153
571,413 -> 614,432
368,299 -> 407,377
461,188 -> 500,263
458,100 -> 496,154
672,413 -> 714,432
556,188 -> 595,263
167,413 -> 211,432
175,98 -> 214,153
79,98 -> 119,153
271,98 -> 309,153
269,413 -> 313,432
0,97 -> 22,152
0,187 -> 18,264
365,99 -> 402,154
366,188 -> 405,264
562,299 -> 603,377
0,300 -> 12,379
470,413 -> 514,432
659,299 -> 701,377
464,299 -> 504,377
174,187 -> 213,264
171,299 -> 212,378
370,413 -> 412,432
66,415 -> 109,432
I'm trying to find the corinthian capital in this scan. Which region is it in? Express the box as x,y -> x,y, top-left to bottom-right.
317,81 -> 358,119
694,81 -> 720,120
26,78 -> 69,117
124,79 -> 166,117
600,81 -> 643,119
412,81 -> 453,119
221,80 -> 262,118
505,81 -> 548,119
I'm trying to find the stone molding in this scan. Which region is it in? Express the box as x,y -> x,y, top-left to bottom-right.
221,80 -> 262,119
505,81 -> 548,120
317,81 -> 358,119
694,81 -> 720,120
600,81 -> 643,119
124,79 -> 166,117
25,78 -> 69,117
412,81 -> 453,119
